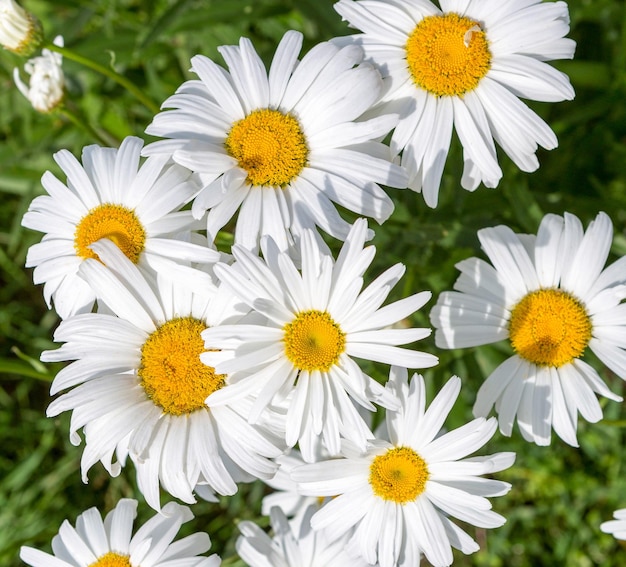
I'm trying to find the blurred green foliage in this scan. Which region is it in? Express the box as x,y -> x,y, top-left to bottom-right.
1,0 -> 626,566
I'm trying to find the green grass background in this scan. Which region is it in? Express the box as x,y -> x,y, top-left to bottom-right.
1,0 -> 626,565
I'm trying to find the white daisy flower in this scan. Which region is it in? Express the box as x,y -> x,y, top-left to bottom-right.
0,0 -> 42,56
201,218 -> 438,462
292,367 -> 515,567
20,498 -> 221,567
237,503 -> 370,567
430,211 -> 626,447
22,135 -> 219,320
261,450 -> 322,521
143,30 -> 408,252
44,240 -> 283,510
601,509 -> 626,541
333,0 -> 576,207
14,34 -> 64,113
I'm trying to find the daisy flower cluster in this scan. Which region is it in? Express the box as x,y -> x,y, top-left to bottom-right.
11,0 -> 626,565
20,499 -> 221,567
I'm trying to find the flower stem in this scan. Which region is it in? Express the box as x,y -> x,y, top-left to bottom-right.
44,40 -> 160,114
6,348 -> 53,382
57,105 -> 119,147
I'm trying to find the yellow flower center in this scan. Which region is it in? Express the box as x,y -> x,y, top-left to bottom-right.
283,310 -> 346,372
405,13 -> 491,97
139,317 -> 225,415
74,203 -> 146,263
369,447 -> 429,504
509,289 -> 592,367
225,108 -> 308,187
88,552 -> 130,567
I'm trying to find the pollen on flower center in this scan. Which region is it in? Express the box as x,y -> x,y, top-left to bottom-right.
283,310 -> 346,372
88,552 -> 131,567
509,289 -> 592,367
369,446 -> 429,504
74,203 -> 146,263
405,12 -> 491,97
139,317 -> 225,415
225,108 -> 308,187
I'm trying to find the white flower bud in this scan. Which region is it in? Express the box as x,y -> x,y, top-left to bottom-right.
0,0 -> 42,56
13,35 -> 64,113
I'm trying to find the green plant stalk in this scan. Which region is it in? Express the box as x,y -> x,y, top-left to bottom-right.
0,359 -> 52,382
57,106 -> 117,147
44,40 -> 160,115
219,556 -> 244,567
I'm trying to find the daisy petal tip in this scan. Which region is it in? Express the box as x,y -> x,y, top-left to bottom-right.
500,451 -> 517,468
535,434 -> 552,447
442,374 -> 462,398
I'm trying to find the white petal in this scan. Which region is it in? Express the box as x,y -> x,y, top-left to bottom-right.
218,37 -> 269,113
268,30 -> 303,106
190,55 -> 244,119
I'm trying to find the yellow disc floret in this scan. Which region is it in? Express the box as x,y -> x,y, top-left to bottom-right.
88,552 -> 131,567
406,13 -> 491,97
509,289 -> 592,367
139,317 -> 225,415
283,310 -> 346,372
74,203 -> 146,263
369,446 -> 429,504
225,108 -> 308,187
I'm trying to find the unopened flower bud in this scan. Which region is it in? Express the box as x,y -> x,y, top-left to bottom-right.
0,0 -> 43,56
14,35 -> 64,113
